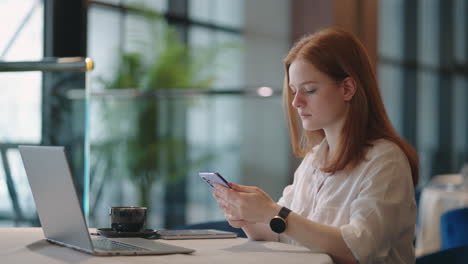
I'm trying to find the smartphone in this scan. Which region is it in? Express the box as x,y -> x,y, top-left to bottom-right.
198,171 -> 231,190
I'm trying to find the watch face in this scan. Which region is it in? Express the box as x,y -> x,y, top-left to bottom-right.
270,217 -> 286,233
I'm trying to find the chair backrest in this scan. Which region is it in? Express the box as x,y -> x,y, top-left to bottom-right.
416,245 -> 468,264
430,174 -> 463,186
440,207 -> 468,250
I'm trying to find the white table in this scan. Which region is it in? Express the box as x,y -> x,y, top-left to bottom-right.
0,228 -> 333,264
415,175 -> 468,256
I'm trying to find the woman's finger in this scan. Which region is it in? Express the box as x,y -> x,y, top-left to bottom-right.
230,183 -> 261,194
232,183 -> 272,202
212,191 -> 228,205
214,185 -> 241,205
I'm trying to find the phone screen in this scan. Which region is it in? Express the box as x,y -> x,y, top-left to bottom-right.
199,172 -> 231,190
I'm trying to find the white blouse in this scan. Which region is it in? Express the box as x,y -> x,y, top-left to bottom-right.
278,139 -> 416,264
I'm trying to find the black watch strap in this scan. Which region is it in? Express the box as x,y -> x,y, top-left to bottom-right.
278,207 -> 291,219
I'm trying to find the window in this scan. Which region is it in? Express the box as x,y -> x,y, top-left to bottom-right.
378,0 -> 468,184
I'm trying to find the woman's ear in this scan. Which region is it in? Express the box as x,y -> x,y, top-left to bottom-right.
341,77 -> 357,101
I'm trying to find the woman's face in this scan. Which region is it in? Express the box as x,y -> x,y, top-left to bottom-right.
288,59 -> 349,132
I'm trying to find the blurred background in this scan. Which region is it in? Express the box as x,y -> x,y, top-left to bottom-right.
0,0 -> 467,231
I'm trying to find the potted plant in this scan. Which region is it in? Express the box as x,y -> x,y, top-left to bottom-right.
92,7 -> 231,227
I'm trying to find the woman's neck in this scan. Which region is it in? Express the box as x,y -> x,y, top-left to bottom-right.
323,123 -> 344,163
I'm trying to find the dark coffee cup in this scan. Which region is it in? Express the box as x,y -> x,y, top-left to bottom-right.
110,207 -> 147,232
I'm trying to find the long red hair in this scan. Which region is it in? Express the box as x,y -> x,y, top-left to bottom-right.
283,28 -> 419,186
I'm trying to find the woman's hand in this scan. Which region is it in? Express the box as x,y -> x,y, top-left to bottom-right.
224,219 -> 252,229
213,183 -> 281,225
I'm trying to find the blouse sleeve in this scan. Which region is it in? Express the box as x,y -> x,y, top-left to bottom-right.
339,146 -> 416,264
277,184 -> 294,207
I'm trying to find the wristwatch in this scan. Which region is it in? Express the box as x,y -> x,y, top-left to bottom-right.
270,207 -> 292,233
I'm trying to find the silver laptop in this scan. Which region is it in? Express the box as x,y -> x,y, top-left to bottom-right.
19,145 -> 195,256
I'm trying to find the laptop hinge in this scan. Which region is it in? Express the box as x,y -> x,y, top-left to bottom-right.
46,238 -> 95,255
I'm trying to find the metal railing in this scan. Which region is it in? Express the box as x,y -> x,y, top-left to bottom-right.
0,57 -> 94,72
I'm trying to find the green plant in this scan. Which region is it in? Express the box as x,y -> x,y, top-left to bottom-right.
97,8 -> 227,211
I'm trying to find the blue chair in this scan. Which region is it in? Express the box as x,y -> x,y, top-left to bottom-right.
171,220 -> 247,238
440,207 -> 468,250
416,245 -> 468,264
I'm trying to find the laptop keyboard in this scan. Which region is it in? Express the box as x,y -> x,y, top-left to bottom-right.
92,239 -> 149,252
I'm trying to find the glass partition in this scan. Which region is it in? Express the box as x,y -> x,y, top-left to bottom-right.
87,89 -> 289,229
0,60 -> 290,230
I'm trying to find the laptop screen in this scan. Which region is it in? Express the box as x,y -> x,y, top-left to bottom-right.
19,145 -> 94,252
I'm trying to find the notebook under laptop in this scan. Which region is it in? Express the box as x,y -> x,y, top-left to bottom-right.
18,145 -> 195,256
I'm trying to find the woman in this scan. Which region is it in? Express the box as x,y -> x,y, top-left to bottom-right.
213,28 -> 418,264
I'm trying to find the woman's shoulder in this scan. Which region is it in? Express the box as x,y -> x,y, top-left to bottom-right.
364,139 -> 410,173
366,138 -> 406,160
356,139 -> 414,196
